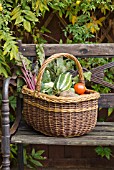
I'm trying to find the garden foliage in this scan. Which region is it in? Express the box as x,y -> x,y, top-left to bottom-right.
0,0 -> 114,166
0,0 -> 114,77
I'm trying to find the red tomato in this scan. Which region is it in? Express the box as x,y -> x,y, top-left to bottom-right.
74,83 -> 86,95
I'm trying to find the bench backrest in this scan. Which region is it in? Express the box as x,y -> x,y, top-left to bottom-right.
18,40 -> 114,109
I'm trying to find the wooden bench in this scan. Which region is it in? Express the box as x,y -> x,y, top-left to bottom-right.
1,41 -> 114,170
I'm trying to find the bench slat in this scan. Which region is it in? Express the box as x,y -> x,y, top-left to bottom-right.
11,122 -> 114,146
11,135 -> 114,146
99,94 -> 114,108
19,43 -> 114,57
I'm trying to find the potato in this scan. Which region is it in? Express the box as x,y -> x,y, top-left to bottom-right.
60,89 -> 78,97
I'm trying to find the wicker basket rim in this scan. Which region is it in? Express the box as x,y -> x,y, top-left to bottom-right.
22,85 -> 100,103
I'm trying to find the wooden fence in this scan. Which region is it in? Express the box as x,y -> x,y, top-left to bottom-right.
37,11 -> 114,44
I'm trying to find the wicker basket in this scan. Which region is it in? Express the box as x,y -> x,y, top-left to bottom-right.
22,53 -> 100,137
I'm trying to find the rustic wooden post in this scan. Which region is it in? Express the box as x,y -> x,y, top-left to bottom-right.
1,78 -> 11,170
17,143 -> 24,170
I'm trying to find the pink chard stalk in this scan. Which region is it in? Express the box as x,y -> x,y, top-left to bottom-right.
20,54 -> 36,90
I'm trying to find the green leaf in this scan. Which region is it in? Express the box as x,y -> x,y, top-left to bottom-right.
56,58 -> 67,75
105,153 -> 110,160
17,78 -> 25,93
11,146 -> 17,155
23,20 -> 31,32
23,149 -> 27,165
83,71 -> 92,81
3,41 -> 11,50
95,146 -> 103,155
11,6 -> 21,16
35,150 -> 45,156
95,146 -> 112,160
10,45 -> 18,60
9,96 -> 16,110
36,44 -> 45,66
59,10 -> 63,18
108,108 -> 114,117
15,16 -> 23,25
24,10 -> 38,22
29,159 -> 43,167
10,49 -> 15,60
42,70 -> 51,83
11,10 -> 21,20
40,26 -> 51,33
0,64 -> 9,77
16,53 -> 31,70
73,75 -> 79,84
24,15 -> 38,22
34,155 -> 46,160
31,148 -> 35,157
103,147 -> 112,160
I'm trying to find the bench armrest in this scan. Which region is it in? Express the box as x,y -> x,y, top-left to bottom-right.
1,77 -> 11,169
1,77 -> 22,169
1,77 -> 22,136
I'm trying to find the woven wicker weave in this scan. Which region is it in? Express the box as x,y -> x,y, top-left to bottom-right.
22,53 -> 100,137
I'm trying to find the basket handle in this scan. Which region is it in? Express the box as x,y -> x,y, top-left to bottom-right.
36,53 -> 85,92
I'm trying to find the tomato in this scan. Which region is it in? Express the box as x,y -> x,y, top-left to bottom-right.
74,83 -> 86,95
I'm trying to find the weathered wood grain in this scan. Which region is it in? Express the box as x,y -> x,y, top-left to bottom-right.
11,135 -> 114,146
11,122 -> 114,146
19,43 -> 114,57
98,93 -> 114,108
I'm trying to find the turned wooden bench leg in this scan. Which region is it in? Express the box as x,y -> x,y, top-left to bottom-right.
17,143 -> 24,170
1,78 -> 11,170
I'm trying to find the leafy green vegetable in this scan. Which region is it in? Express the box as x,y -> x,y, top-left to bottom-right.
95,146 -> 112,160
